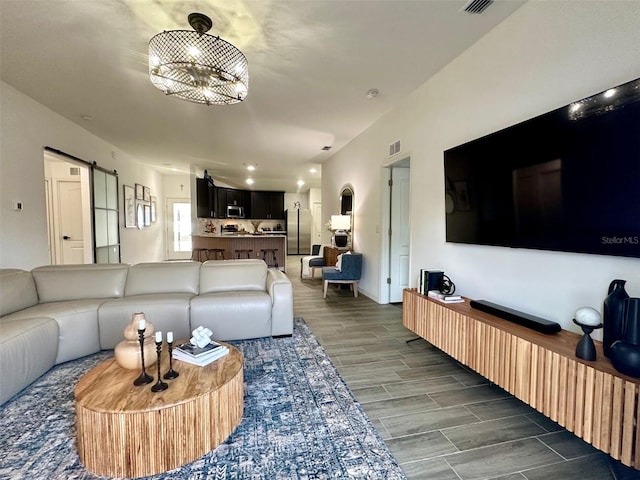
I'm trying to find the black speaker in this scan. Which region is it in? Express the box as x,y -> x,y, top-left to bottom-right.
420,270 -> 443,295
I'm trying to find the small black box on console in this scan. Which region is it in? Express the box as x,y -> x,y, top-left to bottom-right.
419,270 -> 443,295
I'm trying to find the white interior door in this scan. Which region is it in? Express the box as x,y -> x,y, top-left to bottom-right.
57,180 -> 85,264
389,166 -> 410,302
167,199 -> 192,260
44,151 -> 92,265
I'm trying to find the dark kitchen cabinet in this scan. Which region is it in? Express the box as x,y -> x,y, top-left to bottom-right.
197,181 -> 281,219
226,188 -> 247,207
215,187 -> 227,218
196,178 -> 215,218
249,191 -> 284,219
197,179 -> 229,218
268,192 -> 285,219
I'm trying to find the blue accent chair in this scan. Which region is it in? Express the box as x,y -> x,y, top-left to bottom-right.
322,253 -> 363,298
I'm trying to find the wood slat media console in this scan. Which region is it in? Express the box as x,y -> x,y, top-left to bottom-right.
402,288 -> 640,469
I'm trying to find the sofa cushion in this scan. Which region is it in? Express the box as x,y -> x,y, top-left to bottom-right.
3,300 -> 103,364
98,294 -> 193,349
199,259 -> 267,294
32,264 -> 129,303
190,291 -> 271,340
0,269 -> 38,316
0,317 -> 58,405
125,261 -> 201,296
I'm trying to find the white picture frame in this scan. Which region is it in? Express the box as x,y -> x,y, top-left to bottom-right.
123,185 -> 136,228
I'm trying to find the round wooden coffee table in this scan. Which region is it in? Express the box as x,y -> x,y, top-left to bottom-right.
74,343 -> 243,478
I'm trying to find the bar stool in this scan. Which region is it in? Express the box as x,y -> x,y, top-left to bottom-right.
261,248 -> 278,268
191,248 -> 209,262
235,249 -> 253,259
207,248 -> 225,260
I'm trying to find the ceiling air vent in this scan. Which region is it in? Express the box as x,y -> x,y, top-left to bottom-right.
461,0 -> 494,14
389,140 -> 401,156
69,167 -> 80,176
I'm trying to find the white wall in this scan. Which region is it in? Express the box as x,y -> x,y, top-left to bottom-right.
284,193 -> 309,210
162,174 -> 190,200
1,82 -> 165,269
322,1 -> 640,338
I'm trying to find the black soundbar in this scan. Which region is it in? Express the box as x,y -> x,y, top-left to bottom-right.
470,300 -> 561,334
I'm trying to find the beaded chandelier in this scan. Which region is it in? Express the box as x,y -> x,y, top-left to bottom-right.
148,13 -> 248,105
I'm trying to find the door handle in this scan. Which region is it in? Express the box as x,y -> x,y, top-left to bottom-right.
63,235 -> 71,240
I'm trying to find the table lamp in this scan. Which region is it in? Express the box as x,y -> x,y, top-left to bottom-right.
331,215 -> 351,247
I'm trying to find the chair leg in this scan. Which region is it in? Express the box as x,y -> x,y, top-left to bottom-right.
323,280 -> 329,299
353,281 -> 359,297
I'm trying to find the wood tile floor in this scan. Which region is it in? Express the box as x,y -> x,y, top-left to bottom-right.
286,256 -> 639,480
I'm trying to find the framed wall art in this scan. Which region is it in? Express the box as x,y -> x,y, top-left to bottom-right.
144,204 -> 151,226
150,196 -> 157,222
136,202 -> 145,229
123,185 -> 136,228
135,183 -> 144,200
143,186 -> 151,202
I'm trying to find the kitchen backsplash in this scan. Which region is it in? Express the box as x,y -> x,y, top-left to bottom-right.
197,218 -> 285,235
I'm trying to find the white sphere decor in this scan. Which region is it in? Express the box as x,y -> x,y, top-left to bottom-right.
575,306 -> 602,326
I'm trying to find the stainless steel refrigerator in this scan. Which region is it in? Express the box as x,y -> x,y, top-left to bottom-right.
286,209 -> 311,255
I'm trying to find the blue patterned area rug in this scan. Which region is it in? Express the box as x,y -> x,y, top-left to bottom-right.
0,318 -> 406,479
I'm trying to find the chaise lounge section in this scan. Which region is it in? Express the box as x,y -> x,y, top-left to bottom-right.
0,259 -> 293,405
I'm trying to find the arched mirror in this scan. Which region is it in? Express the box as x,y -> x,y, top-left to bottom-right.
337,185 -> 354,247
340,186 -> 353,216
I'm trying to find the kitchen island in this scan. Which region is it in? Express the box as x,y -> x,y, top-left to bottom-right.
192,235 -> 286,271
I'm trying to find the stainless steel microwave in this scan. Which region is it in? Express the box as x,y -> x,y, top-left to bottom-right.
227,205 -> 245,218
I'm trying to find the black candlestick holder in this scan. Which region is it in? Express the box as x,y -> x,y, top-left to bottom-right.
151,340 -> 168,392
133,328 -> 153,386
164,340 -> 179,380
574,318 -> 603,361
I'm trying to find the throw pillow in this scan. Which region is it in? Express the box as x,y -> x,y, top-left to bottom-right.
336,254 -> 342,271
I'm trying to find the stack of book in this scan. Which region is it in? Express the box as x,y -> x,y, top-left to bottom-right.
172,340 -> 229,366
427,290 -> 464,303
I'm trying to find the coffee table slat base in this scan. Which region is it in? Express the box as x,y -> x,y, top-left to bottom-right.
75,345 -> 243,478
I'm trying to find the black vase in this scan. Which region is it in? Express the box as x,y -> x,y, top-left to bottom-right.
603,279 -> 629,357
609,298 -> 640,378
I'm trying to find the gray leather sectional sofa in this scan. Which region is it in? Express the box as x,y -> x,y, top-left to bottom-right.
0,259 -> 293,405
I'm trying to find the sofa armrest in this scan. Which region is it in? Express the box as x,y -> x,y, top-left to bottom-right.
0,269 -> 38,316
266,270 -> 293,336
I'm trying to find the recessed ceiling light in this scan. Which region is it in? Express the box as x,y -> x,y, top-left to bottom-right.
309,168 -> 317,173
366,88 -> 379,99
244,163 -> 257,171
246,178 -> 254,185
297,180 -> 305,187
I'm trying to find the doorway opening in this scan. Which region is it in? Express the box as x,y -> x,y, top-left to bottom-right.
44,150 -> 92,264
382,156 -> 411,303
167,198 -> 192,260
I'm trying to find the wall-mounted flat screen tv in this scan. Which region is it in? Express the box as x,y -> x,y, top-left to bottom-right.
444,77 -> 640,258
